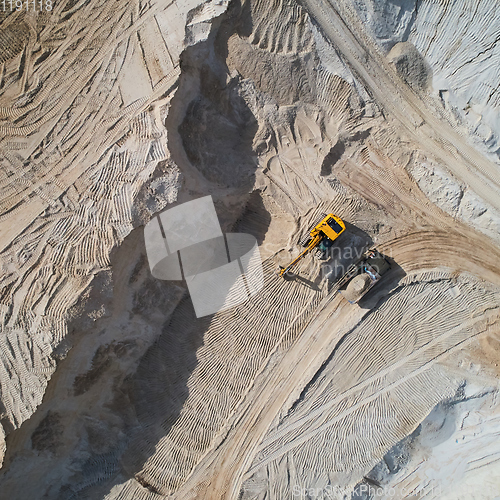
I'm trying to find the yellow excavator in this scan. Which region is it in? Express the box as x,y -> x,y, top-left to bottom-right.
277,213 -> 346,278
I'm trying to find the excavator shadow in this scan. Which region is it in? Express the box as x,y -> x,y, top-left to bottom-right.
284,271 -> 322,291
355,257 -> 406,310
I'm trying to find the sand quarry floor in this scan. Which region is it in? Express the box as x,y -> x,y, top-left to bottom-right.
0,0 -> 499,499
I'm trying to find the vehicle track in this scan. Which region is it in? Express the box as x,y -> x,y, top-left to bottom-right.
173,229 -> 500,500
0,0 -> 180,252
246,286 -> 499,475
300,0 -> 500,211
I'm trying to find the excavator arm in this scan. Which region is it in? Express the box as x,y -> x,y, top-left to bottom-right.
277,233 -> 323,278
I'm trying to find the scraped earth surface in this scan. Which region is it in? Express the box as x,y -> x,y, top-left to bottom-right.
0,0 -> 499,499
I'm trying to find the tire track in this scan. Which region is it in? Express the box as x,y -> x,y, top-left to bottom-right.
172,229 -> 500,500
300,0 -> 500,210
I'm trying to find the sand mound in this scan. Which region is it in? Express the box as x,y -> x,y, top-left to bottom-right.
343,272 -> 372,302
387,41 -> 431,91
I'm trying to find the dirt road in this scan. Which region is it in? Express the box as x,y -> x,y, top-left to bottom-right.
301,0 -> 500,211
173,226 -> 500,500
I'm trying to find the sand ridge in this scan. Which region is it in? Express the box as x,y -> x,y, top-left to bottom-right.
0,0 -> 498,498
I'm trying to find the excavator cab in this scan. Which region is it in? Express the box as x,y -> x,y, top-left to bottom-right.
277,213 -> 345,278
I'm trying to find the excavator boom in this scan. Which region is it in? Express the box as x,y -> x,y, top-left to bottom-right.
277,234 -> 322,277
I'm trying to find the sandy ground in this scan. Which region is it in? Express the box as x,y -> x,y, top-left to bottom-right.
0,0 -> 499,499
